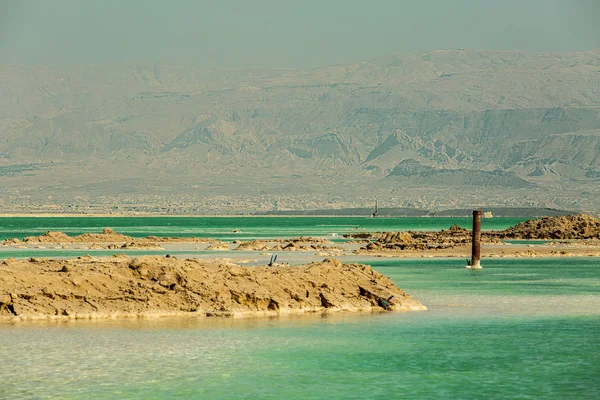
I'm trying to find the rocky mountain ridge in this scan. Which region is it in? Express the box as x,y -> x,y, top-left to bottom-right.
1,49 -> 599,212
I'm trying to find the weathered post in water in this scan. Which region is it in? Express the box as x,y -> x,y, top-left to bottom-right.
469,210 -> 482,269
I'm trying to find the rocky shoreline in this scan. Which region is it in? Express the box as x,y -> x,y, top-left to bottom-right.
1,214 -> 599,321
0,229 -> 346,253
350,214 -> 600,257
0,256 -> 425,321
2,215 -> 600,259
0,228 -> 221,250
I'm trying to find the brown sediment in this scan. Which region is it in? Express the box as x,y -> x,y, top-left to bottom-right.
3,215 -> 599,259
0,230 -> 343,253
490,214 -> 600,240
0,228 -> 222,249
206,243 -> 230,251
354,214 -> 600,257
356,225 -> 502,253
234,237 -> 341,252
0,256 -> 425,321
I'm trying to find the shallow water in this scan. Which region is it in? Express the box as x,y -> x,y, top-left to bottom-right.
1,257 -> 599,399
0,216 -> 526,242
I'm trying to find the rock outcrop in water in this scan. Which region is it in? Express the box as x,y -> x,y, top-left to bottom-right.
355,214 -> 600,254
492,214 -> 600,240
356,224 -> 501,252
0,228 -> 221,248
0,256 -> 425,320
234,237 -> 341,252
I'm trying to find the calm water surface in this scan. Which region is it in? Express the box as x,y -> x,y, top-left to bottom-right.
1,257 -> 599,399
0,216 -> 526,242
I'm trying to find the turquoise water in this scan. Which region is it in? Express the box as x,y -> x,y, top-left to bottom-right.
1,218 -> 598,398
504,240 -> 550,245
1,257 -> 599,399
0,216 -> 526,242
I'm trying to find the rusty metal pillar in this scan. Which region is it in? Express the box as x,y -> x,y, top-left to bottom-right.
471,210 -> 482,269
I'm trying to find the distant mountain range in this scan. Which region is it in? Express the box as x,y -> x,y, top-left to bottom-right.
1,49 -> 599,213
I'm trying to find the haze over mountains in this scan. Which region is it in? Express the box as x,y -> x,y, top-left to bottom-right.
1,49 -> 599,213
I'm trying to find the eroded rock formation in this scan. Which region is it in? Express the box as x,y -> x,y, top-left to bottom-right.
1,228 -> 221,248
0,256 -> 425,320
493,214 -> 600,240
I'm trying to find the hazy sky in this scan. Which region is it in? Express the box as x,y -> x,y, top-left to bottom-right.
1,0 -> 599,68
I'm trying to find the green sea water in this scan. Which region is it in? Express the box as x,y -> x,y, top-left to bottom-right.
0,216 -> 528,262
0,216 -> 526,242
0,218 -> 599,399
1,258 -> 599,399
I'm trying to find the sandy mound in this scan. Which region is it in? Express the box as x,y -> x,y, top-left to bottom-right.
235,240 -> 273,251
235,237 -> 339,252
23,231 -> 74,243
358,215 -> 600,254
378,232 -> 414,245
0,256 -> 425,320
494,214 -> 600,240
362,224 -> 497,252
2,228 -> 221,246
206,243 -> 230,251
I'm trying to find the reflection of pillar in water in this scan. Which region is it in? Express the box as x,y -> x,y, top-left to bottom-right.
471,210 -> 482,269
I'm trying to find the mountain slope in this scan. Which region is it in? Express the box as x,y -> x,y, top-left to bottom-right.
1,49 -> 600,212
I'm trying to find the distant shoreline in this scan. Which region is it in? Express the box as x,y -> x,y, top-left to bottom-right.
2,214 -> 424,218
0,213 -> 386,218
0,209 -> 577,219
